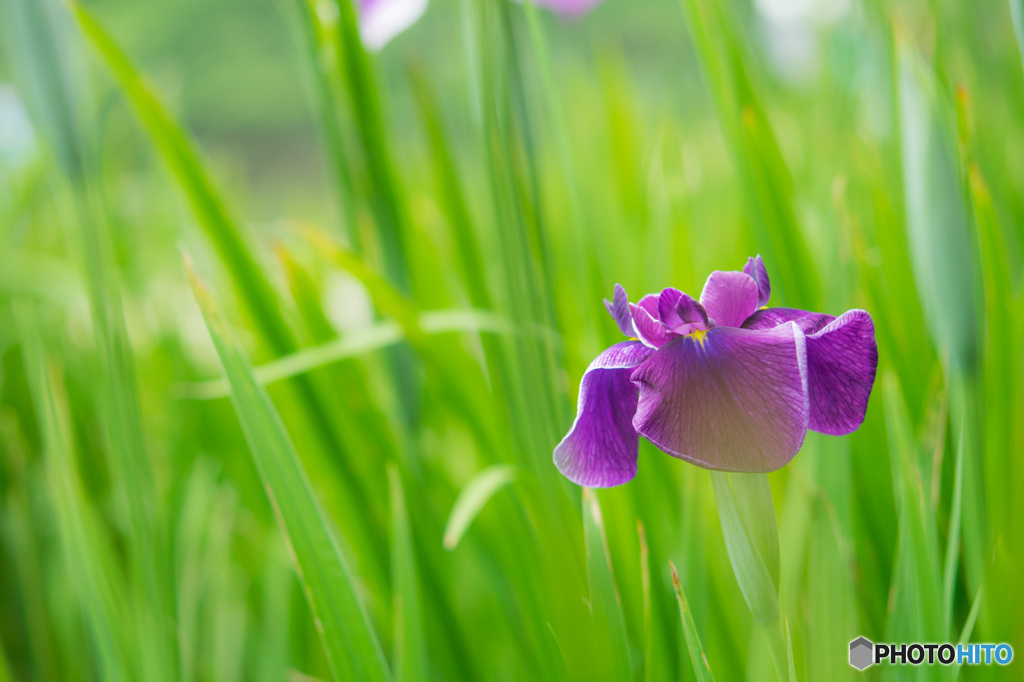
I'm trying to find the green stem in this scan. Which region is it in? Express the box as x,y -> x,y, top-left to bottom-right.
759,618 -> 790,682
710,471 -> 790,681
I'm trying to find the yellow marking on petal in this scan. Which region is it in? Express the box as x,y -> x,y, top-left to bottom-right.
688,328 -> 709,346
758,306 -> 767,310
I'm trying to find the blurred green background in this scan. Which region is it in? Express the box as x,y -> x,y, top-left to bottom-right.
1,0 -> 1023,679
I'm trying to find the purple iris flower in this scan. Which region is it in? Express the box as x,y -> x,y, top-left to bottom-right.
554,256 -> 878,487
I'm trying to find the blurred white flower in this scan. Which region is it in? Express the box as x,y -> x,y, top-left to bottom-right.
753,0 -> 852,84
359,0 -> 429,51
0,85 -> 36,169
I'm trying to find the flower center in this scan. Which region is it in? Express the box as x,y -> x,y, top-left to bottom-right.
688,328 -> 709,346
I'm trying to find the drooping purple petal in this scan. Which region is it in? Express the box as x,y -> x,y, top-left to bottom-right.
699,270 -> 760,328
358,0 -> 428,51
630,324 -> 809,472
743,255 -> 771,308
604,284 -> 633,337
744,308 -> 878,435
742,307 -> 834,335
554,341 -> 655,487
802,311 -> 878,435
630,302 -> 673,349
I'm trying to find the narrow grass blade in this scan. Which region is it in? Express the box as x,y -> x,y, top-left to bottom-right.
965,160 -> 1019,641
669,562 -> 715,682
407,65 -> 490,310
1012,0 -> 1024,70
467,0 -> 569,488
174,459 -> 219,682
388,464 -> 426,682
283,0 -> 358,243
582,488 -> 633,682
898,45 -> 981,374
14,302 -> 132,681
329,0 -> 421,430
2,486 -> 60,682
330,0 -> 410,289
68,3 -> 395,588
0,635 -> 11,682
69,1 -> 297,357
186,262 -> 391,682
0,0 -> 85,181
3,2 -> 173,677
942,422 -> 964,633
785,619 -> 797,682
302,229 -> 499,447
948,586 -> 984,681
443,465 -> 517,550
678,0 -> 818,307
882,374 -> 944,648
638,521 -> 652,682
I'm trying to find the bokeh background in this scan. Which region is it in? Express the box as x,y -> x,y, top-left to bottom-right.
1,0 -> 1023,679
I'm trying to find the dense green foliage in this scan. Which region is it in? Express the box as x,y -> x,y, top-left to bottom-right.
1,0 -> 1023,679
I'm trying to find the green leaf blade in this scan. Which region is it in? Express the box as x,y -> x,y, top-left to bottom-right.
583,489 -> 634,682
187,264 -> 391,682
669,562 -> 715,682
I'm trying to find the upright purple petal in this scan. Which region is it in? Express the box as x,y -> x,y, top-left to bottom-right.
743,255 -> 771,308
604,284 -> 633,337
676,294 -> 710,328
359,0 -> 428,51
744,308 -> 878,435
554,341 -> 654,487
630,302 -> 673,349
636,293 -> 660,318
658,288 -> 710,333
657,288 -> 686,327
699,270 -> 760,327
630,324 -> 809,472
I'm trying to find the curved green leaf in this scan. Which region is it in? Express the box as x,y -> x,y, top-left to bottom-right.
443,465 -> 517,550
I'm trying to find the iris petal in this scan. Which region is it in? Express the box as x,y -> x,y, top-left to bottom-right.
743,255 -> 771,308
554,341 -> 654,487
699,270 -> 760,328
743,308 -> 878,435
659,288 -> 709,332
630,302 -> 673,349
604,283 -> 634,337
742,307 -> 833,334
630,324 -> 809,472
658,288 -> 686,327
637,293 -> 660,318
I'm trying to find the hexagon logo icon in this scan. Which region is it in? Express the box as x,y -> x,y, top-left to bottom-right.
849,637 -> 874,670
